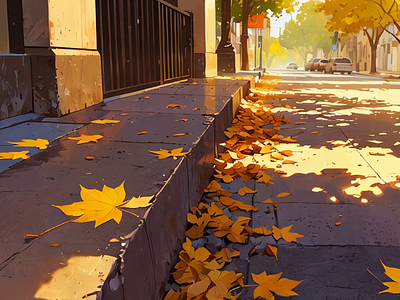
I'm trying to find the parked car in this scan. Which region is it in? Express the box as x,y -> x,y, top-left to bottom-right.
286,62 -> 298,70
325,57 -> 353,74
305,58 -> 321,71
316,59 -> 329,72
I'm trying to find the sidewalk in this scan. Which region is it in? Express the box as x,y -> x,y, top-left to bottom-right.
355,70 -> 400,80
0,77 -> 254,300
162,74 -> 400,299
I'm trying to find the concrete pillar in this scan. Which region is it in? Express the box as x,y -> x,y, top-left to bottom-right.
216,0 -> 239,73
178,0 -> 217,78
0,0 -> 24,53
22,0 -> 102,116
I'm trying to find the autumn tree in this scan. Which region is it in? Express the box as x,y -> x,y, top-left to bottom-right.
232,0 -> 295,70
279,1 -> 332,66
263,36 -> 286,68
317,0 -> 385,73
369,0 -> 400,43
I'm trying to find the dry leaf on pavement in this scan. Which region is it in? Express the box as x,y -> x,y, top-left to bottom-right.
149,148 -> 188,160
0,151 -> 29,160
272,225 -> 304,243
238,186 -> 258,196
166,104 -> 186,109
252,271 -> 302,300
264,245 -> 278,261
68,134 -> 103,144
8,138 -> 49,149
277,192 -> 293,198
53,181 -> 153,228
91,119 -> 120,124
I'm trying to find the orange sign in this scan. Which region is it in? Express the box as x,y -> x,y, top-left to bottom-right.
248,15 -> 265,29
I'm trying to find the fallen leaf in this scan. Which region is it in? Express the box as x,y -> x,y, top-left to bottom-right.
137,131 -> 148,135
8,138 -> 49,149
262,198 -> 279,210
205,180 -> 221,193
272,225 -> 304,243
294,122 -> 306,125
335,222 -> 342,226
149,148 -> 188,160
91,119 -> 120,124
85,156 -> 95,160
175,118 -> 188,122
120,113 -> 129,116
277,192 -> 293,198
310,131 -> 319,134
312,187 -> 324,192
369,152 -> 385,156
50,243 -> 60,247
282,160 -> 297,165
271,153 -> 284,160
68,134 -> 103,144
190,82 -> 198,85
52,181 -> 153,228
252,271 -> 302,299
264,245 -> 278,261
193,108 -> 201,111
166,104 -> 186,109
0,151 -> 29,160
173,133 -> 186,137
280,150 -> 293,157
144,96 -> 150,99
377,261 -> 400,294
238,186 -> 258,196
164,289 -> 182,300
109,238 -> 119,242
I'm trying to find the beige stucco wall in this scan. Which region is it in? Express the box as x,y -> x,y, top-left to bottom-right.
23,0 -> 96,49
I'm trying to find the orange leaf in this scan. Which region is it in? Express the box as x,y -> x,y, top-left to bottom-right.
280,150 -> 293,156
282,160 -> 297,165
85,156 -> 95,160
335,222 -> 342,226
137,131 -> 148,135
238,186 -> 258,196
173,133 -> 186,137
272,225 -> 304,243
50,243 -> 60,247
175,118 -> 189,122
310,131 -> 319,134
264,245 -> 278,261
277,192 -> 293,198
91,119 -> 120,125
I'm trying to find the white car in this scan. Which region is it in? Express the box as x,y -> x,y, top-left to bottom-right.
286,62 -> 298,70
325,57 -> 353,74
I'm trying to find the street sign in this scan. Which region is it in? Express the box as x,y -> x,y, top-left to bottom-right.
248,15 -> 265,29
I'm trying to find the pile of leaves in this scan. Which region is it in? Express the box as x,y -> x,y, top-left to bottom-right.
164,79 -> 305,300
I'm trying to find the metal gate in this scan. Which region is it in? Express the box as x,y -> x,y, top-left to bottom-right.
96,0 -> 193,97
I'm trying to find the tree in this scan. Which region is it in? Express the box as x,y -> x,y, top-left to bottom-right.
369,0 -> 400,43
263,36 -> 285,68
279,1 -> 332,66
232,0 -> 295,70
317,0 -> 385,73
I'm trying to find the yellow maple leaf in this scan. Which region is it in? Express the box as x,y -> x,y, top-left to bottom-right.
272,225 -> 304,243
91,119 -> 120,124
0,151 -> 29,160
369,261 -> 400,294
252,271 -> 302,300
67,134 -> 103,144
52,181 -> 154,228
149,148 -> 188,160
8,138 -> 49,149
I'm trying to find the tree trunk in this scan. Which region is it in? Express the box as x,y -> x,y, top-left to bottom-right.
370,43 -> 378,74
366,27 -> 383,74
240,0 -> 252,70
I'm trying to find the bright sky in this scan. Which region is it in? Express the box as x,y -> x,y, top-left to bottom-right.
270,0 -> 309,38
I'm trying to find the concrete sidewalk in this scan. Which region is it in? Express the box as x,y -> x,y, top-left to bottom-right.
355,70 -> 400,81
0,77 -> 254,300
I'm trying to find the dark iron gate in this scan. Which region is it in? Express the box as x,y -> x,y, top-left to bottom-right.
96,0 -> 193,97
